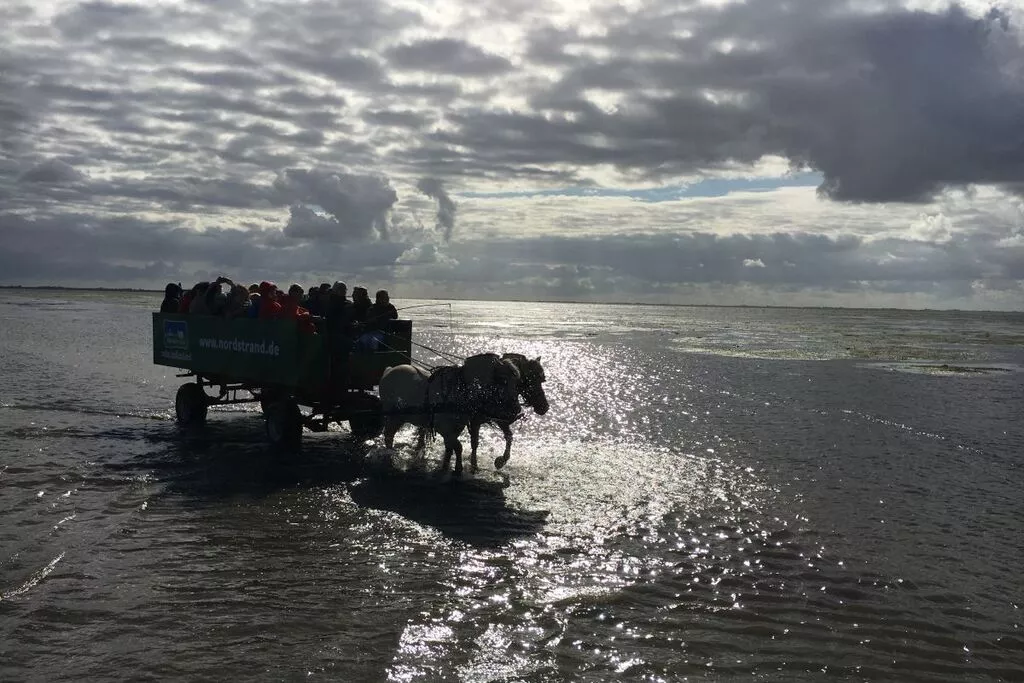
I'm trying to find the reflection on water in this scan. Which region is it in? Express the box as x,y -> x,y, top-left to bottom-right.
1,292 -> 1022,680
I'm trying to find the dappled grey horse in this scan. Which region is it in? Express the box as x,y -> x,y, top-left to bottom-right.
468,354 -> 549,471
378,353 -> 522,475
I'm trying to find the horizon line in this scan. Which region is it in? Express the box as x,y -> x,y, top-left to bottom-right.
1,285 -> 1020,315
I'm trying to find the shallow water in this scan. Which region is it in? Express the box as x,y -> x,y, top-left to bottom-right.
1,291 -> 1022,681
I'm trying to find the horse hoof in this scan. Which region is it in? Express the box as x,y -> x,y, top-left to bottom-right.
494,456 -> 509,470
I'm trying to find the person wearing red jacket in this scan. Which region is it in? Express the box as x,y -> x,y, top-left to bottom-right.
280,283 -> 316,334
258,281 -> 283,319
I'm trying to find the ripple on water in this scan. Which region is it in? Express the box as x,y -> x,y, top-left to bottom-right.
376,423 -> 1022,680
382,433 -> 778,679
2,296 -> 1022,680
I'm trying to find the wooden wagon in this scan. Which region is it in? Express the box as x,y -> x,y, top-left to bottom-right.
152,313 -> 412,447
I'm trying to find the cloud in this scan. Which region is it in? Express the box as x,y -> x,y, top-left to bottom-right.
362,109 -> 436,130
386,38 -> 512,76
423,2 -> 1024,201
1,0 -> 1023,308
0,211 -> 408,287
18,158 -> 85,183
396,242 -> 458,266
273,169 -> 398,241
416,177 -> 458,240
1,184 -> 1022,309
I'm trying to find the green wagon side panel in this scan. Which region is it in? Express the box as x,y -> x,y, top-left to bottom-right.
153,313 -> 328,386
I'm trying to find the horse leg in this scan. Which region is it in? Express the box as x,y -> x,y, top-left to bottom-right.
439,441 -> 453,474
383,417 -> 402,449
451,437 -> 464,477
414,427 -> 426,453
468,416 -> 482,474
436,424 -> 464,476
495,422 -> 513,470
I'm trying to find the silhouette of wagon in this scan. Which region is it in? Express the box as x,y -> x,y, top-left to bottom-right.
152,313 -> 412,447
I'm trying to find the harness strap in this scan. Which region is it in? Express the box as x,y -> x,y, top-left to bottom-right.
419,360 -> 519,428
422,365 -> 469,435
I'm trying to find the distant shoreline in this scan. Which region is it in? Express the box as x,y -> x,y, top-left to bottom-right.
0,285 -> 163,293
2,284 -> 1021,314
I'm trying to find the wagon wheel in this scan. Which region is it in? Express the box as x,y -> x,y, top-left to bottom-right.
265,400 -> 302,449
175,383 -> 208,426
347,394 -> 383,441
257,387 -> 284,414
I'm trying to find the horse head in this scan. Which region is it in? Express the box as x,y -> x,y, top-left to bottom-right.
461,353 -> 522,420
502,353 -> 549,416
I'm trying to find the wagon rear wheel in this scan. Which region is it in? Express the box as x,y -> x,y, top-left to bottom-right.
257,388 -> 284,415
265,400 -> 302,449
347,394 -> 383,441
175,383 -> 208,426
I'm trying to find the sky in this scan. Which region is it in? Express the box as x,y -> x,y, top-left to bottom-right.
2,0 -> 1024,309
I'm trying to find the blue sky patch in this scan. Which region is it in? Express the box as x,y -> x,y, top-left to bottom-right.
458,172 -> 822,202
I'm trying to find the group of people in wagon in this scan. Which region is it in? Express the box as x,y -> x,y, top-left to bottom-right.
159,278 -> 398,350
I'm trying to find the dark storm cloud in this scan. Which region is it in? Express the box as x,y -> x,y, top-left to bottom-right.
4,171 -> 283,215
0,66 -> 31,154
386,38 -> 513,76
18,158 -> 85,183
362,109 -> 436,130
425,2 -> 1024,201
0,211 -> 407,285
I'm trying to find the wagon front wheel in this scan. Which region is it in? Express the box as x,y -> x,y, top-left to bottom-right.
348,412 -> 383,441
175,383 -> 208,426
265,400 -> 302,449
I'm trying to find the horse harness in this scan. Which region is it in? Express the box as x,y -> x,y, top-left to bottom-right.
422,363 -> 514,427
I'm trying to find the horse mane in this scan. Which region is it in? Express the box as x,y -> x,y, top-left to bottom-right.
501,353 -> 542,382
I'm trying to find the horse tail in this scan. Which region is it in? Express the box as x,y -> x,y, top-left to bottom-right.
420,381 -> 436,446
421,366 -> 450,444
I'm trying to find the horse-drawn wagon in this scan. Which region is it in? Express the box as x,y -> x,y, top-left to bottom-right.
152,312 -> 412,448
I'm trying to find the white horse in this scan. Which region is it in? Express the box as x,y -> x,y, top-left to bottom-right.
468,354 -> 549,471
378,353 -> 522,475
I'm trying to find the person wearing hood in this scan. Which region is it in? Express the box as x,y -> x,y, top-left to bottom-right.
188,282 -> 213,314
326,281 -> 355,357
258,281 -> 283,319
178,282 -> 205,313
326,281 -> 352,328
351,287 -> 371,323
246,292 -> 261,318
358,289 -> 398,350
281,283 -> 316,334
160,283 -> 182,313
